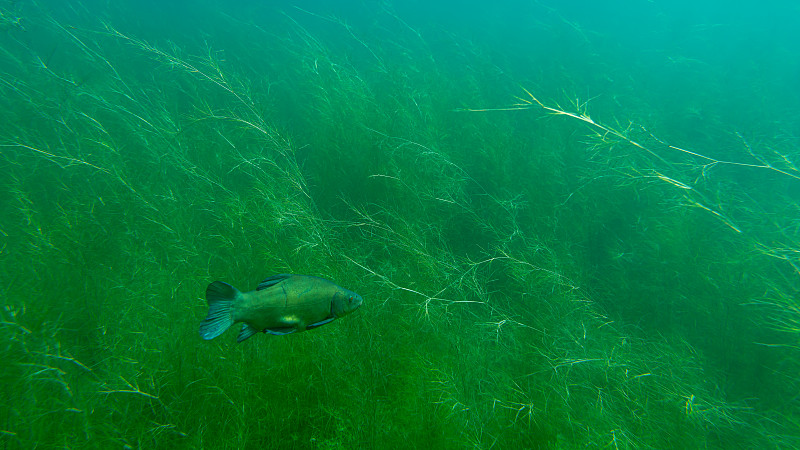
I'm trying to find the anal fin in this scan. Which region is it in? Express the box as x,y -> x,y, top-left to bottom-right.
237,323 -> 260,343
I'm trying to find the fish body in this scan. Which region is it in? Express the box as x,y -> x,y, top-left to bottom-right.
199,274 -> 363,343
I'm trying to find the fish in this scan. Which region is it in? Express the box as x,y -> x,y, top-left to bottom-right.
199,273 -> 363,343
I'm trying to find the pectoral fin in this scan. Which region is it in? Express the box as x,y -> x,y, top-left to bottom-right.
306,317 -> 335,330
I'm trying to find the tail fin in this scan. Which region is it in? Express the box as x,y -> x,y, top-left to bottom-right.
199,281 -> 239,340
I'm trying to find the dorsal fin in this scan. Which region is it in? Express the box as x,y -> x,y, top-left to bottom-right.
257,274 -> 292,290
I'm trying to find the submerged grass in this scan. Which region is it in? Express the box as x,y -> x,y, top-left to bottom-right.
1,2 -> 798,448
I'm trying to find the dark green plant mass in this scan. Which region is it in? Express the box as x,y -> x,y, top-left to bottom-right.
1,1 -> 798,448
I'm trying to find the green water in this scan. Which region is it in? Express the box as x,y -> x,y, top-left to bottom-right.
1,1 -> 799,448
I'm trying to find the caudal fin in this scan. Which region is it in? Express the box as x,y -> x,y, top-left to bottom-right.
199,281 -> 239,340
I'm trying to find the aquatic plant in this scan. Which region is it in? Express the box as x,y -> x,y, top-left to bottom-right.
1,2 -> 797,448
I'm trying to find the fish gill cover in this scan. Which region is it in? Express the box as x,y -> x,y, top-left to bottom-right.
1,0 -> 798,448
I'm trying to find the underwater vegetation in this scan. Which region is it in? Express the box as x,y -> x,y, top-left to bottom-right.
1,1 -> 799,448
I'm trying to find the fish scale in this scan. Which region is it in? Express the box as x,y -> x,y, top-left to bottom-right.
199,273 -> 363,343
